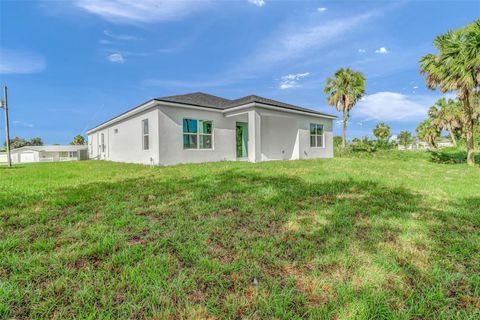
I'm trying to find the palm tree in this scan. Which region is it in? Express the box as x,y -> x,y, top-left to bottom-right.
323,68 -> 366,148
71,134 -> 86,145
416,119 -> 440,149
428,98 -> 462,147
373,122 -> 391,142
420,20 -> 480,165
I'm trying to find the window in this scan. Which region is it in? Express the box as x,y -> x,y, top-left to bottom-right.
114,128 -> 118,134
142,119 -> 149,150
101,133 -> 105,152
310,123 -> 324,148
183,119 -> 213,149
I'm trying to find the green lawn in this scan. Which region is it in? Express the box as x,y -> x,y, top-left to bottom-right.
1,152 -> 479,319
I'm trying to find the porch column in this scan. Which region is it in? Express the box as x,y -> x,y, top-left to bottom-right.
248,109 -> 262,162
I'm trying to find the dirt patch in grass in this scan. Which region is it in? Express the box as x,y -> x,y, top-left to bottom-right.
1,159 -> 479,319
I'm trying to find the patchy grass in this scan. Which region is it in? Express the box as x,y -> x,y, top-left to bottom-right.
0,154 -> 479,319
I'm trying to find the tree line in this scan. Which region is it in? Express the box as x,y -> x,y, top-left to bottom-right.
323,19 -> 479,165
2,134 -> 86,151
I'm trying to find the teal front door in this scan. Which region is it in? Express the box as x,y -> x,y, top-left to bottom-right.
236,122 -> 248,158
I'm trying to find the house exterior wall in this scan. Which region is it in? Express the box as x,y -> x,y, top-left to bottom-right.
87,102 -> 334,166
158,105 -> 237,166
11,150 -> 39,163
256,109 -> 333,161
297,115 -> 334,159
88,108 -> 160,165
260,115 -> 299,161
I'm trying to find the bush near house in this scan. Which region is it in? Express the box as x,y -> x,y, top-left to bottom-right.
0,156 -> 479,319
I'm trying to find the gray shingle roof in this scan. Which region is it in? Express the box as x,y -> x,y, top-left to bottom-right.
156,92 -> 336,117
158,92 -> 232,109
88,92 -> 336,133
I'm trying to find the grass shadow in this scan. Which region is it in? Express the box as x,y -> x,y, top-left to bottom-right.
429,148 -> 479,164
0,168 -> 478,319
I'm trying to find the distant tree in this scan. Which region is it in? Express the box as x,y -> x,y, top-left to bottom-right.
373,122 -> 391,142
416,120 -> 440,149
420,20 -> 480,165
29,137 -> 43,146
4,136 -> 43,149
428,98 -> 462,147
71,135 -> 86,145
5,137 -> 28,149
324,68 -> 366,148
397,131 -> 414,148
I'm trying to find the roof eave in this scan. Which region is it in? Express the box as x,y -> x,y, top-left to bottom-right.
225,101 -> 337,119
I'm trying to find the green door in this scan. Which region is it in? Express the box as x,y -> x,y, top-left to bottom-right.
236,122 -> 248,158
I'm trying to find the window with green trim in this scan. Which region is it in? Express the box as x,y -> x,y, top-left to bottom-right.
183,119 -> 213,149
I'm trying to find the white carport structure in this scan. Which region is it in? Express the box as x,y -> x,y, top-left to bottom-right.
1,145 -> 89,164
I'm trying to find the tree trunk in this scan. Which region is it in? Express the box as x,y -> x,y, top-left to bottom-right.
447,124 -> 457,147
342,111 -> 347,148
463,95 -> 475,165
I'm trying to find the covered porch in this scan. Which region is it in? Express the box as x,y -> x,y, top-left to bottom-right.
225,108 -> 301,163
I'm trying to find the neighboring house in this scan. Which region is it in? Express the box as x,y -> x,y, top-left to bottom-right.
0,145 -> 88,164
86,92 -> 336,166
398,138 -> 430,150
437,137 -> 455,148
398,137 -> 454,150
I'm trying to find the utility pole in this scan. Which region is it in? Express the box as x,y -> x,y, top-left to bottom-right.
1,86 -> 12,167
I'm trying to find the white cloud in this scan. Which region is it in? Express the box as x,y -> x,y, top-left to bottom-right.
358,48 -> 366,53
13,120 -> 34,128
356,92 -> 432,121
253,12 -> 374,67
248,0 -> 265,7
413,86 -> 419,89
107,53 -> 125,63
74,0 -> 208,23
278,72 -> 310,89
374,47 -> 389,54
99,39 -> 115,45
317,7 -> 327,12
0,49 -> 46,74
103,30 -> 139,40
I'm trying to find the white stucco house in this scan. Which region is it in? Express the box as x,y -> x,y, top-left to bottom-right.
0,145 -> 88,164
86,92 -> 336,166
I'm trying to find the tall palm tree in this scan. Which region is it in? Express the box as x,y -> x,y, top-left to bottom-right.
428,98 -> 463,147
416,119 -> 440,149
323,68 -> 366,148
420,20 -> 480,165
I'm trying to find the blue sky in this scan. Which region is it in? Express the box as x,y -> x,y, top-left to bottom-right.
0,0 -> 478,144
